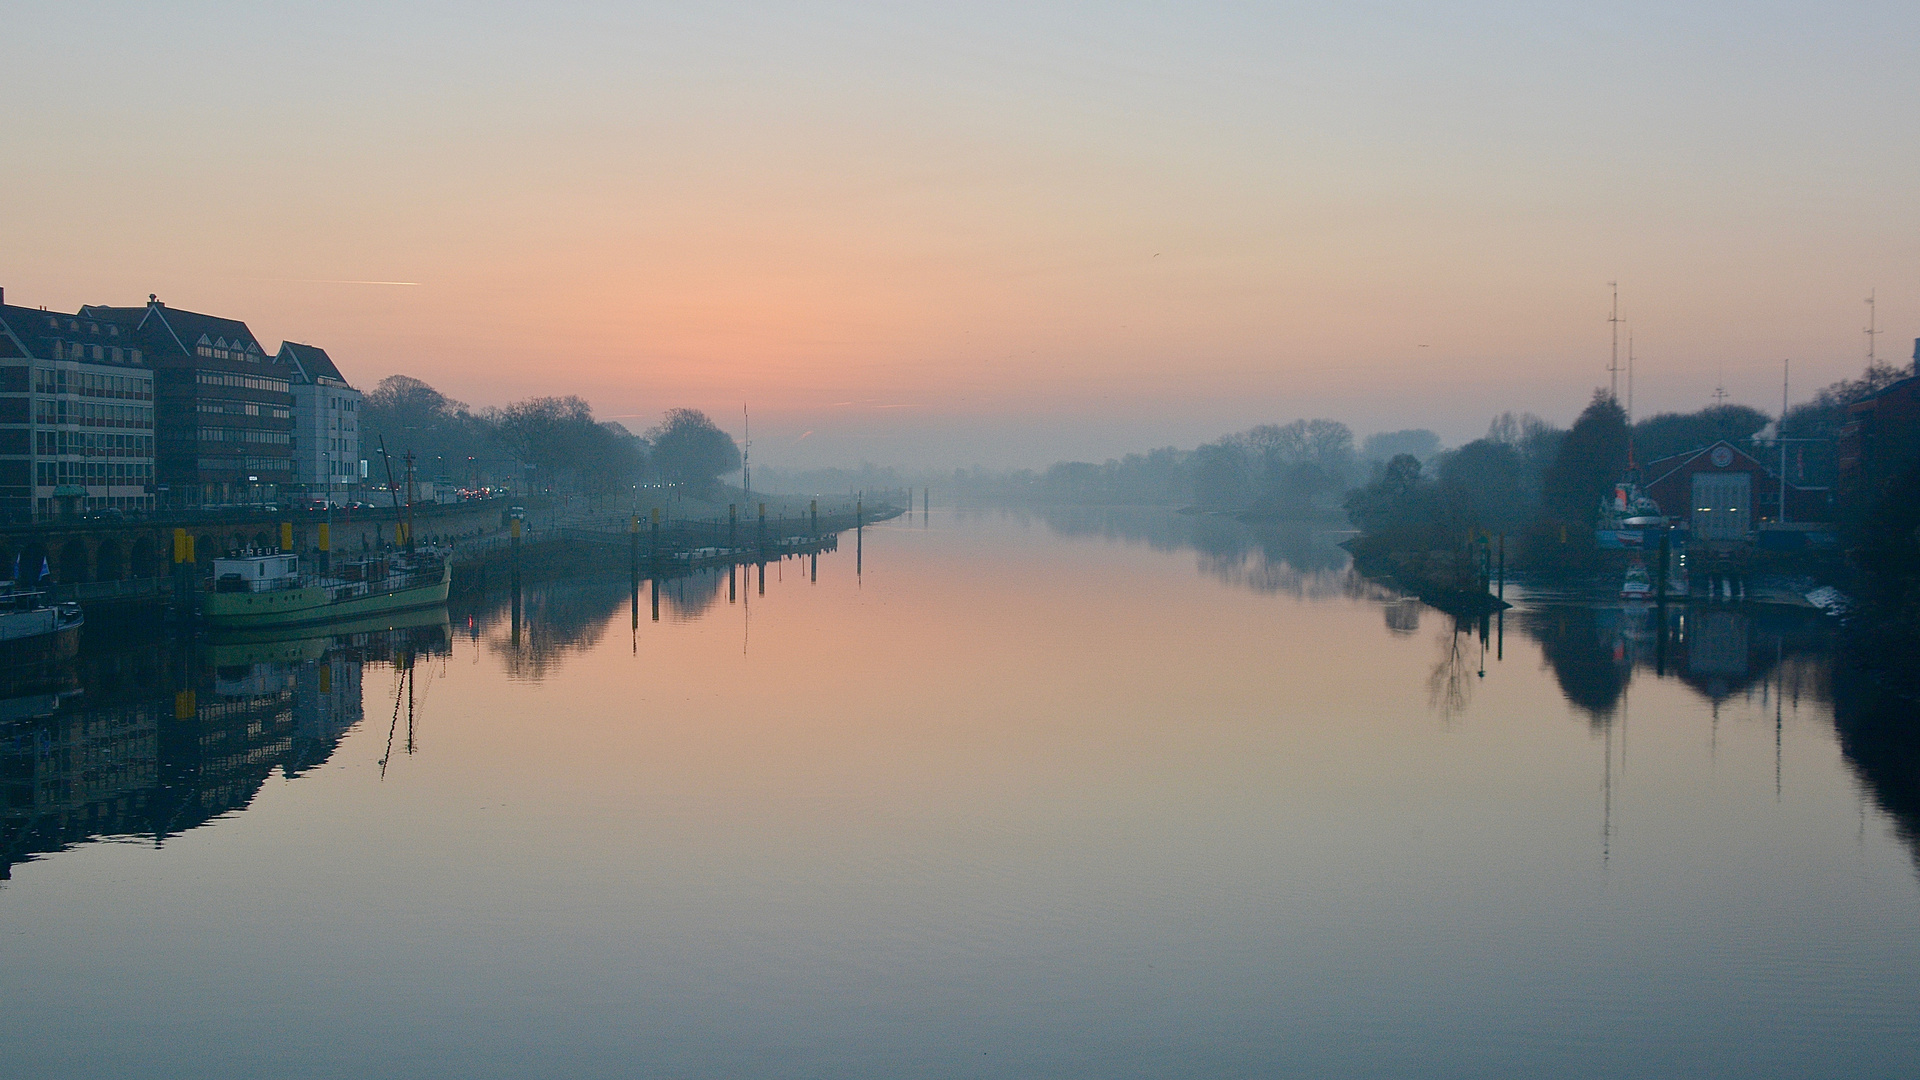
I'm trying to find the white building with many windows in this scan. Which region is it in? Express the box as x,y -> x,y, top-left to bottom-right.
278,342 -> 360,500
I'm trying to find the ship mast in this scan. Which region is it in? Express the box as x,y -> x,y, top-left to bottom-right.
1607,281 -> 1621,401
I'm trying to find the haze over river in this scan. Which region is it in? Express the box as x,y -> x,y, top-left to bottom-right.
3,509 -> 1916,1078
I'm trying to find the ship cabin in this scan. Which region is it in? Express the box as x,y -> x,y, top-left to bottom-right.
213,551 -> 300,593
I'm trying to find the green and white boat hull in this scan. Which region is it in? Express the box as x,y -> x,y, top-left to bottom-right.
201,561 -> 451,629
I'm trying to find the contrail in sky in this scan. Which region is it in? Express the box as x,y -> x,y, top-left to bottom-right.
244,277 -> 420,286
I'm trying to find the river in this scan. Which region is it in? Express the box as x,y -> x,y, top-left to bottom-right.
2,507 -> 1916,1078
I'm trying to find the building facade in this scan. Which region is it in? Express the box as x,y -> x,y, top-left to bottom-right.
82,298 -> 293,507
1838,371 -> 1920,489
0,291 -> 157,522
1643,439 -> 1831,541
279,342 -> 361,500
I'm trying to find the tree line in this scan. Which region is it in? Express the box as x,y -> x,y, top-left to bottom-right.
358,376 -> 741,496
938,356 -> 1910,570
1345,358 -> 1913,567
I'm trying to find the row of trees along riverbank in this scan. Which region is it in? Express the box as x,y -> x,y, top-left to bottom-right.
939,357 -> 1912,581
360,376 -> 741,496
1347,358 -> 1917,576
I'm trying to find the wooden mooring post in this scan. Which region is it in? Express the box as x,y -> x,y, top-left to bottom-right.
510,515 -> 522,644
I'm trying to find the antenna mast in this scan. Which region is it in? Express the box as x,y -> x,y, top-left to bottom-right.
1866,288 -> 1882,366
1607,281 -> 1621,401
1626,332 -> 1635,422
741,403 -> 751,499
1780,358 -> 1790,526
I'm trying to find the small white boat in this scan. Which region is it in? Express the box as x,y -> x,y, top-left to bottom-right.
1620,559 -> 1654,601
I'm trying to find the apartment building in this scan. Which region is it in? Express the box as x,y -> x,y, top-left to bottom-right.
0,289 -> 157,521
82,297 -> 293,506
279,341 -> 362,499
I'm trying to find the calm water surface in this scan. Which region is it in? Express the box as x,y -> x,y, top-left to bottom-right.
3,508 -> 1917,1078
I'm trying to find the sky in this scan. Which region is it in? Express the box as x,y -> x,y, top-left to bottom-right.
3,1 -> 1917,468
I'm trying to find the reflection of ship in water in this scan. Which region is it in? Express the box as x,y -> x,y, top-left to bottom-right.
0,615 -> 449,878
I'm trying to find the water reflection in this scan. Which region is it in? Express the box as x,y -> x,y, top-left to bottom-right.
1518,601 -> 1831,725
7,510 -> 1920,1076
466,575 -> 633,680
1832,633 -> 1920,867
1024,504 -> 1920,875
0,618 -> 448,879
1003,505 -> 1383,601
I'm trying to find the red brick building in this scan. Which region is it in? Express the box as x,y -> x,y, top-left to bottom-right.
1642,440 -> 1831,541
1837,369 -> 1920,487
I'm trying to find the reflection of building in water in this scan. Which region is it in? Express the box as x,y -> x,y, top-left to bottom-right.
288,653 -> 363,777
0,681 -> 156,877
1685,609 -> 1749,701
0,624 -> 432,878
1520,602 -> 1830,724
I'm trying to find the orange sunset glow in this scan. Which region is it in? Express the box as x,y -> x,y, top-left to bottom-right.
5,3 -> 1915,466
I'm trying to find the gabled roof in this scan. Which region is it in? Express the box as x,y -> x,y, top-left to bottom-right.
1851,372 -> 1920,411
0,303 -> 147,366
277,341 -> 352,388
78,299 -> 263,360
1643,439 -> 1772,487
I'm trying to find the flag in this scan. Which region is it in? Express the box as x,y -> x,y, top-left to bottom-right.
38,557 -> 50,582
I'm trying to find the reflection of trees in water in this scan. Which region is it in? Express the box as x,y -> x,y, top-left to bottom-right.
1521,606 -> 1633,724
467,576 -> 632,681
1029,505 -> 1360,600
1427,614 -> 1489,723
1518,602 -> 1833,728
661,569 -> 725,620
456,563 -> 758,680
1832,635 -> 1920,871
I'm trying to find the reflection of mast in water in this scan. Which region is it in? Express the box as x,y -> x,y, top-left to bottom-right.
1603,710 -> 1613,869
378,648 -> 423,779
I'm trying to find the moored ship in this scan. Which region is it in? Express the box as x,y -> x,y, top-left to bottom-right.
200,549 -> 450,629
0,588 -> 83,668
